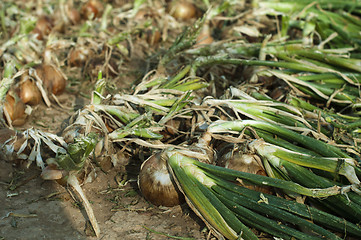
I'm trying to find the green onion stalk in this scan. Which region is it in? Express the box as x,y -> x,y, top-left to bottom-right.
288,95 -> 361,139
208,119 -> 349,158
208,120 -> 361,221
165,149 -> 360,239
253,0 -> 361,47
204,97 -> 318,133
264,69 -> 360,110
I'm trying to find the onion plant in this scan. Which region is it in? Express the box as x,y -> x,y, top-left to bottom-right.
166,148 -> 361,239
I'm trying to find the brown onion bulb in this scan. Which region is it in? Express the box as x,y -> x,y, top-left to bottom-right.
3,93 -> 27,126
168,1 -> 198,20
134,9 -> 153,20
41,164 -> 67,180
36,64 -> 66,95
19,76 -> 42,105
221,148 -> 273,194
67,8 -> 81,25
81,0 -> 104,20
138,152 -> 184,207
68,48 -> 90,67
32,16 -> 53,40
165,119 -> 181,135
146,29 -> 162,45
195,24 -> 213,46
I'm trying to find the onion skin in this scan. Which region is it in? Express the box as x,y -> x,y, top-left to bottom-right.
168,1 -> 198,20
138,152 -> 184,207
4,93 -> 27,126
36,64 -> 66,95
19,77 -> 42,105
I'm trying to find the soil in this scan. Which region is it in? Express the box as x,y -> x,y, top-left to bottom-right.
0,159 -> 208,240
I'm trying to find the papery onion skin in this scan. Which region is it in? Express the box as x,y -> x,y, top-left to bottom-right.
138,152 -> 184,207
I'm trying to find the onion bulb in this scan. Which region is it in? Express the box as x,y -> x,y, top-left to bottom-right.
134,9 -> 152,20
138,152 -> 184,207
81,0 -> 104,20
145,29 -> 162,45
67,8 -> 81,25
68,48 -> 90,67
41,164 -> 67,180
32,16 -> 53,40
168,1 -> 198,20
18,75 -> 42,105
36,64 -> 66,95
220,147 -> 273,194
3,93 -> 27,126
195,24 -> 213,46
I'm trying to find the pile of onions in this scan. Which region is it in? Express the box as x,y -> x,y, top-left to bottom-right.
3,92 -> 27,126
80,0 -> 104,20
35,64 -> 66,95
138,152 -> 184,207
167,1 -> 198,20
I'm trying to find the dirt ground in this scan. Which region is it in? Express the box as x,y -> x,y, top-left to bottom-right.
0,159 -> 208,240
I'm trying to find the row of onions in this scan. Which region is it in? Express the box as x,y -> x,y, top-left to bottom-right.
1,0 -> 361,239
139,1 -> 361,238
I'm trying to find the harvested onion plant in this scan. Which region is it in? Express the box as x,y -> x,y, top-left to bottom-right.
165,147 -> 361,239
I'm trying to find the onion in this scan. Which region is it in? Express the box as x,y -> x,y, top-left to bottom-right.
36,64 -> 66,95
138,152 -> 184,206
32,16 -> 53,40
195,24 -> 213,46
3,93 -> 27,126
18,75 -> 42,105
165,119 -> 181,135
145,29 -> 162,45
68,48 -> 90,67
67,8 -> 81,25
168,1 -> 198,20
220,147 -> 273,194
41,164 -> 67,180
80,0 -> 104,20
